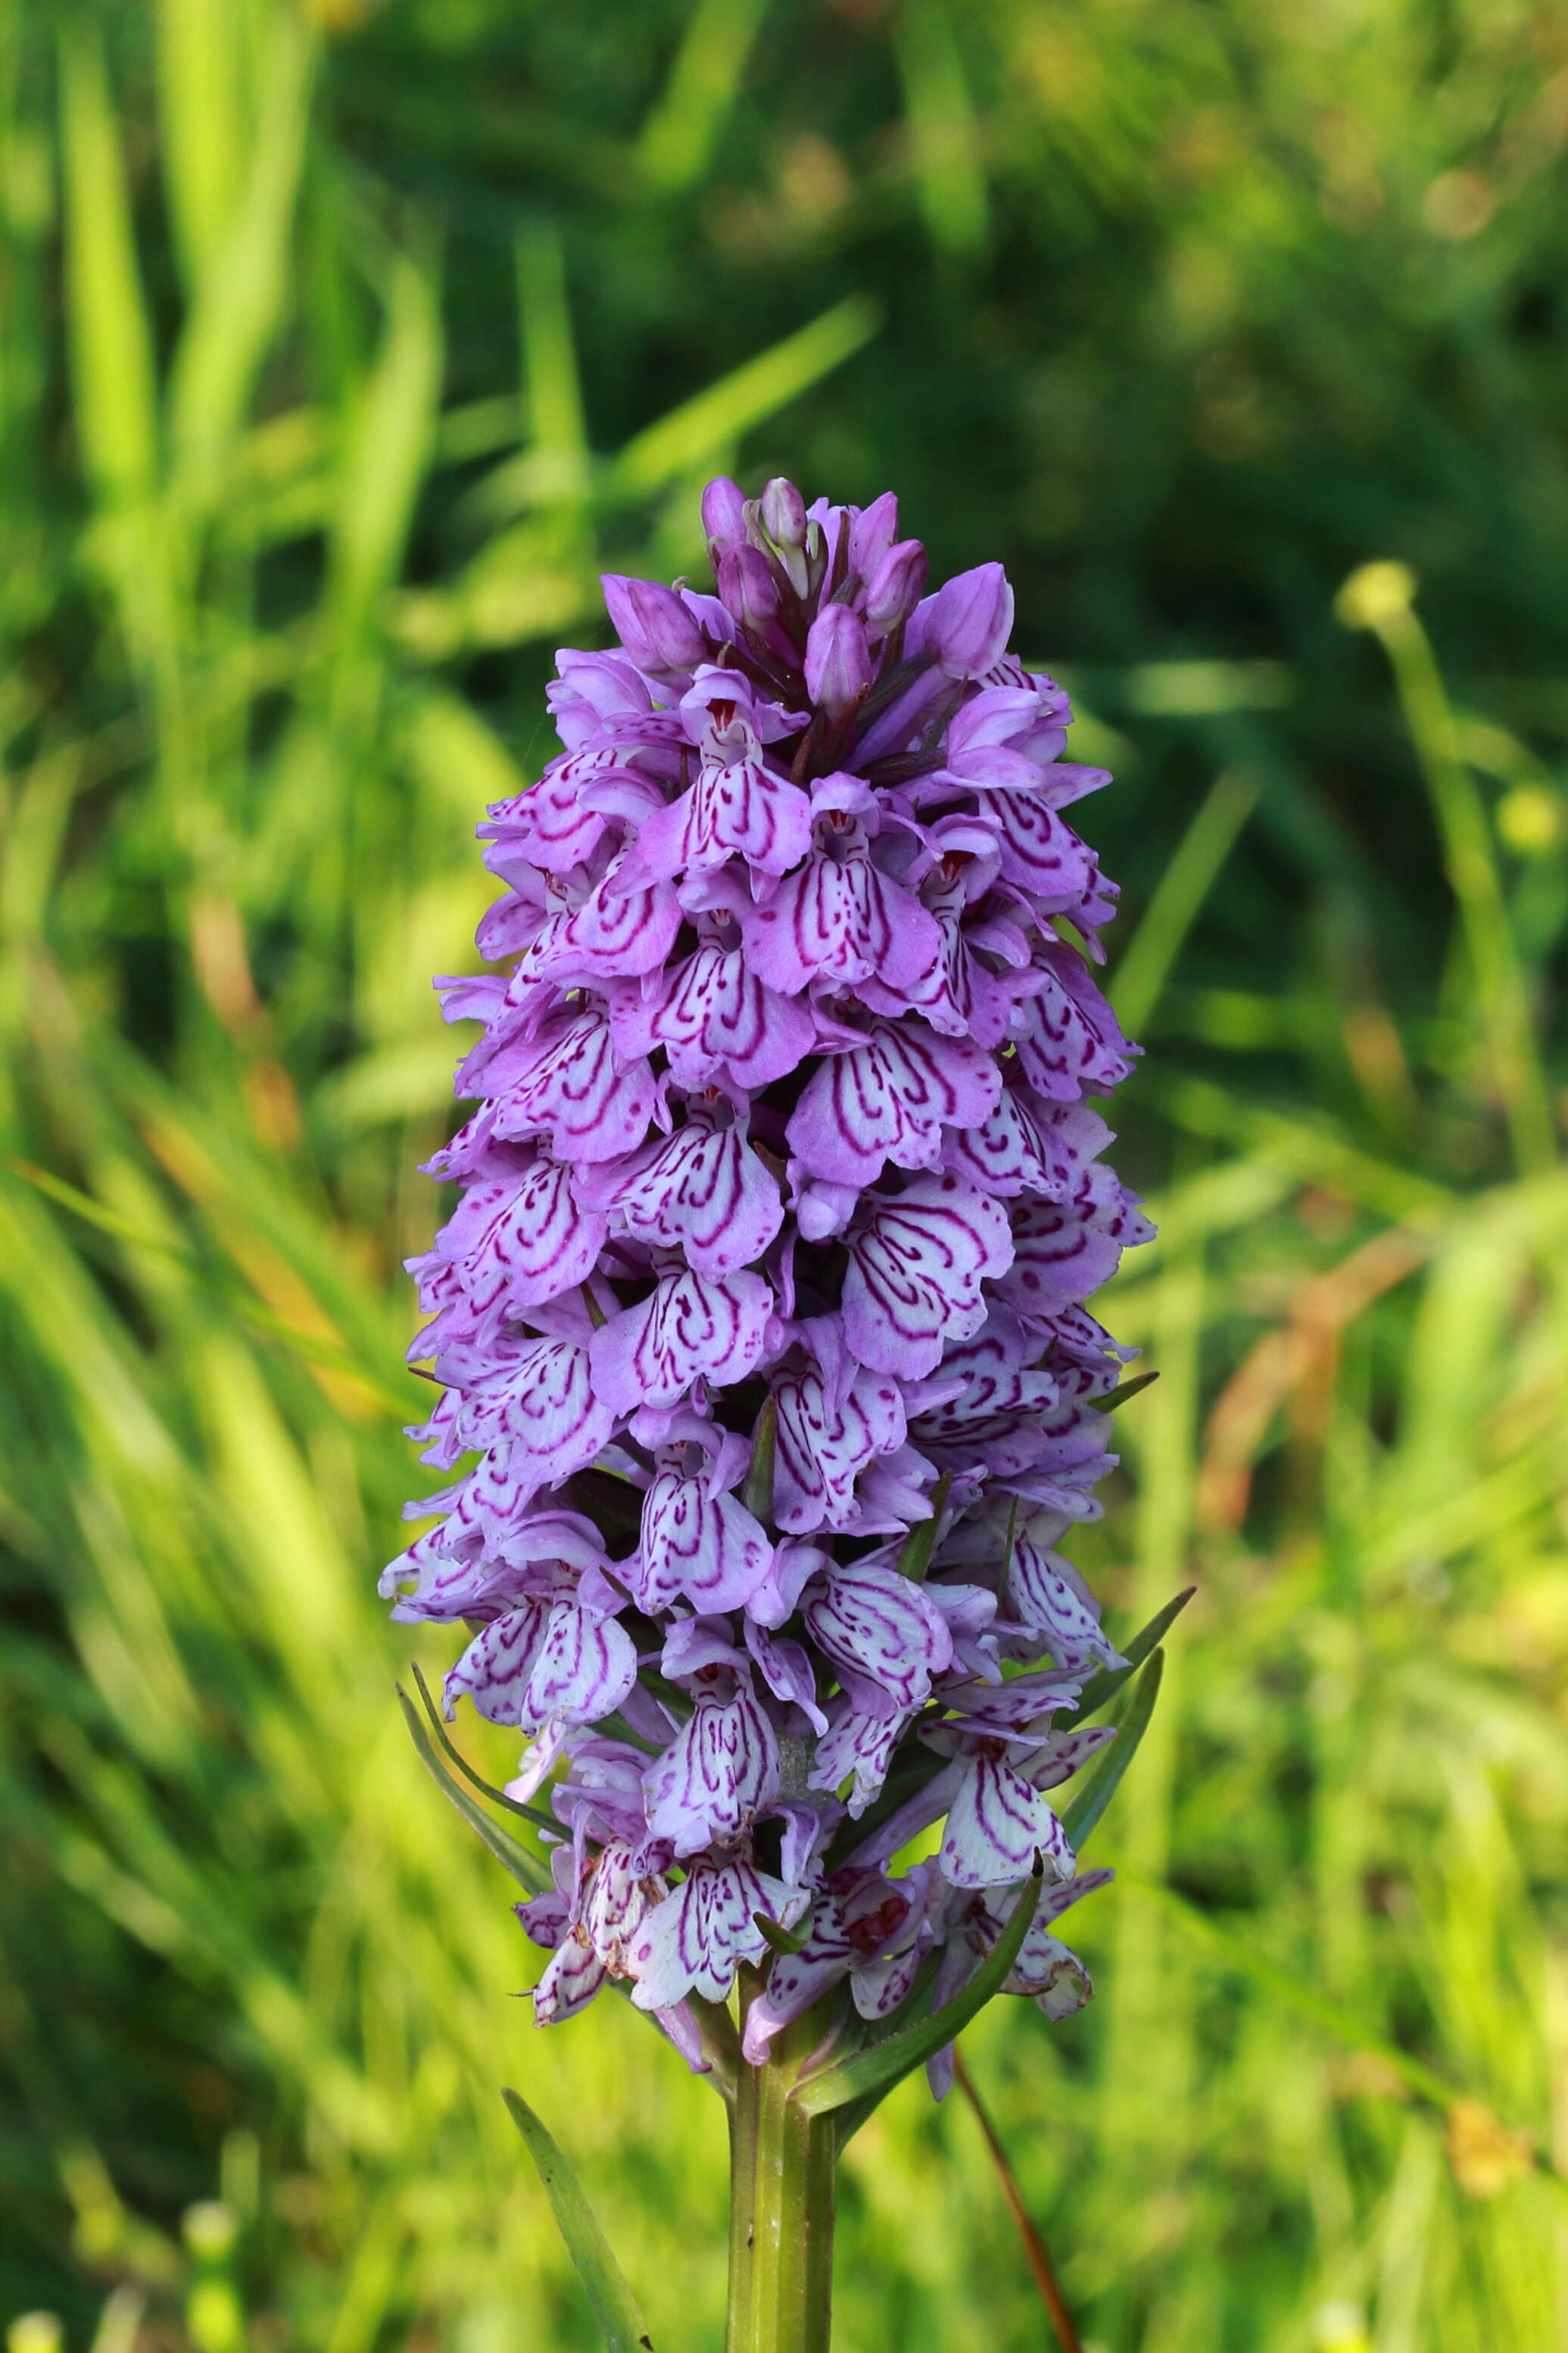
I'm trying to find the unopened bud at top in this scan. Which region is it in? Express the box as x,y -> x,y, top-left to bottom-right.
601,574 -> 707,676
701,476 -> 747,555
759,476 -> 808,551
864,538 -> 929,634
717,543 -> 781,635
848,491 -> 899,585
804,602 -> 872,716
922,560 -> 1015,679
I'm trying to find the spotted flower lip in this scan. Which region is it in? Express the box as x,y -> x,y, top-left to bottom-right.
386,476 -> 1150,2067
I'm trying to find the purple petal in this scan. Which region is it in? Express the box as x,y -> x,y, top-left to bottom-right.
525,1602 -> 637,1730
944,1088 -> 1112,1201
770,1362 -> 910,1534
841,1174 -> 1013,1377
533,1933 -> 609,2024
457,1338 -> 616,1487
803,1557 -> 954,1711
635,1470 -> 773,1612
938,1751 -> 1075,1888
436,1157 -> 606,1312
589,1269 -> 772,1411
628,1858 -> 778,2008
965,790 -> 1099,904
1007,1536 -> 1123,1668
1014,946 -> 1137,1103
809,1696 -> 913,1815
592,1114 -> 783,1277
581,1837 -> 668,1974
741,822 -> 943,997
743,1621 -> 829,1733
636,758 -> 812,882
533,858 -> 681,979
488,1008 -> 655,1162
624,941 -> 818,1090
644,1684 -> 781,1856
996,1181 -> 1152,1321
444,1602 -> 552,1724
787,1022 -> 1000,1189
906,1308 -> 1061,1479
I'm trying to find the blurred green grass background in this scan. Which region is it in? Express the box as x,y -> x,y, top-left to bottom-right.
2,2 -> 1566,2348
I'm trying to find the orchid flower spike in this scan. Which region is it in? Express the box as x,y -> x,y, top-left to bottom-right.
387,479 -> 1152,2085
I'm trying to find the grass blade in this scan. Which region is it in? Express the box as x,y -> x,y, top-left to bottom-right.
500,2089 -> 655,2353
325,251 -> 442,656
1090,1369 -> 1160,1415
58,23 -> 159,507
168,9 -> 313,501
895,0 -> 989,258
607,297 -> 879,498
1111,769 -> 1260,1035
156,0 -> 244,290
636,0 -> 772,194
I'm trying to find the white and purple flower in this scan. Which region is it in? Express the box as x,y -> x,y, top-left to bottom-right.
386,478 -> 1150,2071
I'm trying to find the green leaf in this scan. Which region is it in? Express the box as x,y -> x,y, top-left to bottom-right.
743,1397 -> 777,1525
500,2089 -> 656,2353
893,1473 -> 949,1583
1076,1588 -> 1193,1722
794,1870 -> 1042,2121
396,1686 -> 550,1896
1059,1649 -> 1164,1849
753,1909 -> 812,1958
1090,1368 -> 1160,1414
408,1663 -> 559,1840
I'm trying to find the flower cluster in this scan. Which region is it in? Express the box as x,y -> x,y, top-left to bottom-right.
384,477 -> 1151,2083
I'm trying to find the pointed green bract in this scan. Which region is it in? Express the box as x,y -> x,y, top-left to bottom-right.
1090,1368 -> 1161,1415
1059,1649 -> 1165,1849
743,1397 -> 778,1526
754,1910 -> 812,1959
396,1686 -> 550,1896
893,1474 -> 950,1583
793,1871 -> 1043,2121
501,2090 -> 656,2353
407,1662 -> 560,1840
1076,1589 -> 1192,1722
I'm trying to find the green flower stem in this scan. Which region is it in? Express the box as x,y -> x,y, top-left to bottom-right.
726,1979 -> 837,2353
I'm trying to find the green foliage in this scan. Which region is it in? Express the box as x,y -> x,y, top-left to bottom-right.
500,2092 -> 655,2353
2,4 -> 1566,2351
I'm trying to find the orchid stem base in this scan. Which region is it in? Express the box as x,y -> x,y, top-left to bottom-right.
726,1985 -> 837,2353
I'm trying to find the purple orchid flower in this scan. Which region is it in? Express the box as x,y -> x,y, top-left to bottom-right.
387,476 -> 1150,2077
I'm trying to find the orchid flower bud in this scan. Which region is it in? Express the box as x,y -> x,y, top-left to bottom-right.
863,537 -> 929,634
600,574 -> 707,677
848,491 -> 899,584
922,560 -> 1015,679
717,542 -> 781,635
759,476 -> 808,551
804,602 -> 872,716
701,475 -> 748,555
